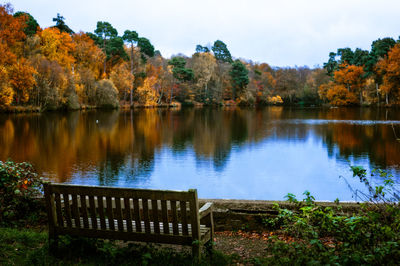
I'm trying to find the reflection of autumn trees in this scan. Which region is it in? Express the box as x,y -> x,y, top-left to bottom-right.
0,108 -> 399,182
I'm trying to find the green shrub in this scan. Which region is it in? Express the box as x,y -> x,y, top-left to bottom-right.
0,160 -> 43,225
95,79 -> 119,109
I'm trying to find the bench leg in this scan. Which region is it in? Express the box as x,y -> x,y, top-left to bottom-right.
49,232 -> 59,254
192,243 -> 201,261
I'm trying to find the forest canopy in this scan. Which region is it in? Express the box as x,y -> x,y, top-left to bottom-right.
1,3 -> 400,110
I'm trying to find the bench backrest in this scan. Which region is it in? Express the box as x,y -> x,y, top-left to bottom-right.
43,183 -> 201,243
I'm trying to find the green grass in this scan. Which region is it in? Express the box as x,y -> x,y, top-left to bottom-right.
0,227 -> 232,266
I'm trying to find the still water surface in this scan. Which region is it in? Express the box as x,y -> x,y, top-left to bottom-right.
1,107 -> 399,201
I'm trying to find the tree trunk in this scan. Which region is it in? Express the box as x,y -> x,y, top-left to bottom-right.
359,91 -> 363,105
103,38 -> 107,75
130,44 -> 134,107
386,93 -> 389,105
376,83 -> 379,105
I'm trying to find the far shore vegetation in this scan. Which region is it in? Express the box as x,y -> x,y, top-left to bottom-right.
2,3 -> 400,114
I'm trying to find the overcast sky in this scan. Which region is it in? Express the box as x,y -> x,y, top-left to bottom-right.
8,0 -> 400,67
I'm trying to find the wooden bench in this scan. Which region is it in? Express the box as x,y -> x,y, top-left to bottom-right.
43,183 -> 214,258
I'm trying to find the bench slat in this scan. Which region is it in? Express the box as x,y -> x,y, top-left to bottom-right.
63,193 -> 72,228
161,200 -> 169,234
133,198 -> 141,232
80,195 -> 89,229
180,201 -> 188,236
106,196 -> 115,230
115,197 -> 124,231
72,194 -> 80,228
54,193 -> 63,227
152,200 -> 160,234
124,198 -> 133,232
142,199 -> 150,234
171,200 -> 179,235
88,195 -> 98,229
97,196 -> 106,230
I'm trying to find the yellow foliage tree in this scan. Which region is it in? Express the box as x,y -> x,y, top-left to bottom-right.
110,62 -> 134,101
40,27 -> 76,69
0,66 -> 14,106
136,76 -> 159,106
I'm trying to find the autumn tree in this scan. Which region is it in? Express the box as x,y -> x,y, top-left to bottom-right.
8,58 -> 36,104
192,52 -> 216,102
229,60 -> 249,100
110,62 -> 134,102
13,11 -> 39,36
334,64 -> 365,104
40,27 -> 76,69
376,43 -> 400,104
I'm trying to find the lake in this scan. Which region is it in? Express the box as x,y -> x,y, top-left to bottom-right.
1,107 -> 399,201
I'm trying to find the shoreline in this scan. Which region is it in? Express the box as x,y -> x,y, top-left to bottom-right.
1,102 -> 398,114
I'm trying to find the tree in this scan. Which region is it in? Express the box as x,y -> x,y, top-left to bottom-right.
40,27 -> 76,69
376,43 -> 400,104
212,40 -> 232,63
137,37 -> 155,61
52,13 -> 74,34
8,58 -> 36,104
122,30 -> 138,105
192,52 -> 216,102
229,60 -> 248,100
334,64 -> 365,104
110,62 -> 134,101
72,32 -> 105,78
94,21 -> 118,74
95,79 -> 119,108
195,44 -> 209,53
0,66 -> 14,106
168,57 -> 194,82
13,11 -> 39,36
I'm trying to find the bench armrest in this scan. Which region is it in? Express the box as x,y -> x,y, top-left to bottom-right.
199,202 -> 213,219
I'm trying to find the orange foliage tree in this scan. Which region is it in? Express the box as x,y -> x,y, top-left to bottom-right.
322,64 -> 365,106
40,27 -> 76,69
376,43 -> 400,104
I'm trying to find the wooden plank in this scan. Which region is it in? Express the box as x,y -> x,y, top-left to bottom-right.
133,199 -> 141,232
55,227 -> 193,245
97,196 -> 106,230
189,189 -> 201,240
161,200 -> 169,234
50,184 -> 193,201
180,201 -> 188,235
63,193 -> 72,228
88,196 -> 98,229
80,195 -> 89,229
142,199 -> 150,234
54,193 -> 63,227
124,198 -> 133,232
71,194 -> 81,228
106,196 -> 115,230
115,197 -> 124,231
171,200 -> 179,235
43,184 -> 55,234
152,200 -> 160,234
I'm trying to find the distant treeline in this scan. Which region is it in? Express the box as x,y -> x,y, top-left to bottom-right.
1,3 -> 400,110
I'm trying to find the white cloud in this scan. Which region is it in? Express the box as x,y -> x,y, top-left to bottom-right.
9,0 -> 400,67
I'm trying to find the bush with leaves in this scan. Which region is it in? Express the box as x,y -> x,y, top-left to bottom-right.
262,167 -> 400,264
0,160 -> 43,225
95,79 -> 119,109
